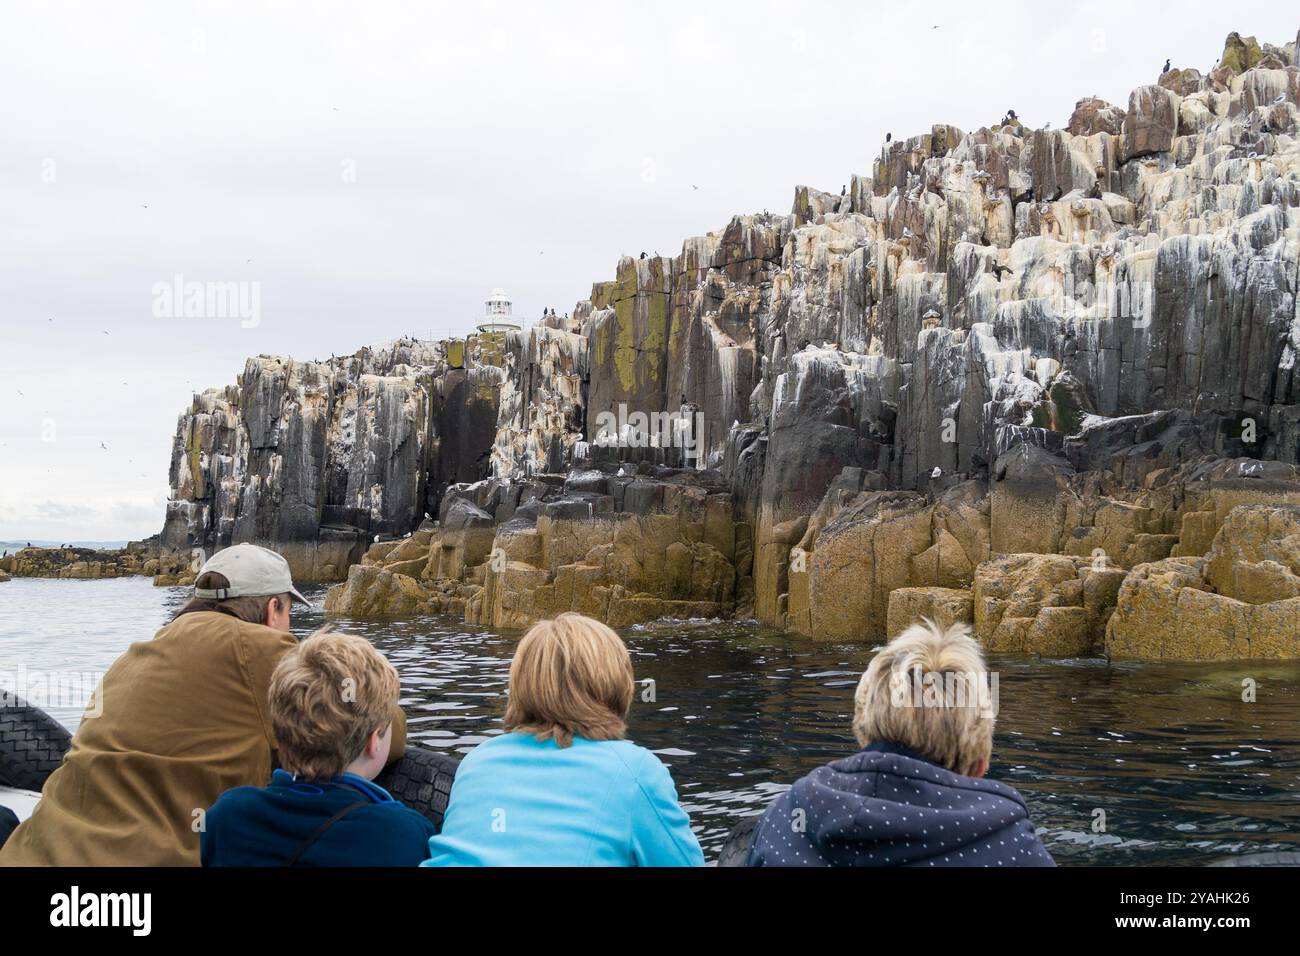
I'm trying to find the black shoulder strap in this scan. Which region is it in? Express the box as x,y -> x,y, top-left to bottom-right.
282,801 -> 369,866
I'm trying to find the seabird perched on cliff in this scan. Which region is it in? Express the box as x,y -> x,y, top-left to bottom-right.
885,132 -> 891,142
931,466 -> 942,479
1006,109 -> 1017,120
841,185 -> 846,196
640,251 -> 647,259
991,262 -> 1012,280
1163,58 -> 1171,74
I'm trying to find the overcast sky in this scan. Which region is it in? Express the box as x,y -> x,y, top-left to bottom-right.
1,1 -> 1294,543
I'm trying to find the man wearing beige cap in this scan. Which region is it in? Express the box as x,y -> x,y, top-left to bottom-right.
0,544 -> 406,866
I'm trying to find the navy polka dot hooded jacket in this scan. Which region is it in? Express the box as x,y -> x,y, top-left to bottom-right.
747,742 -> 1056,867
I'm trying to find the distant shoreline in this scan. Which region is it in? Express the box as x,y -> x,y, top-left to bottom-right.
0,540 -> 129,551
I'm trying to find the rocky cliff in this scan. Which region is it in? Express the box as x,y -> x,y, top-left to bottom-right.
165,30 -> 1300,658
161,336 -> 506,580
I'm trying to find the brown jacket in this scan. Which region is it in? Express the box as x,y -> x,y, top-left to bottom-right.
0,611 -> 406,866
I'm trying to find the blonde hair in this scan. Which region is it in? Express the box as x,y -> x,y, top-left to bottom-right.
852,618 -> 994,777
269,627 -> 400,780
504,613 -> 634,748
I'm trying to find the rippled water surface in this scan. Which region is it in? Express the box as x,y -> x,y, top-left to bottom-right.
2,576 -> 1298,865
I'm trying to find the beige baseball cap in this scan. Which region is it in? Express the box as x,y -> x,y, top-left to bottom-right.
194,543 -> 313,607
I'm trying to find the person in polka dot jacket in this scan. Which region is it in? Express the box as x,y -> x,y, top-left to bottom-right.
748,619 -> 1056,867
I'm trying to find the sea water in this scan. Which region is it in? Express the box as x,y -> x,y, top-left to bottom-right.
1,576 -> 1297,865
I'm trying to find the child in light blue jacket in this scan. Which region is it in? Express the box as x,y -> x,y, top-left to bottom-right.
422,613 -> 703,867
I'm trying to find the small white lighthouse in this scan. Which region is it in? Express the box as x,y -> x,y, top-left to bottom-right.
477,288 -> 522,333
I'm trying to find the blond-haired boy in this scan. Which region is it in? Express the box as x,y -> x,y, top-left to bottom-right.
201,629 -> 436,866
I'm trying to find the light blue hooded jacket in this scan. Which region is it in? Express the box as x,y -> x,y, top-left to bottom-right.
422,732 -> 704,867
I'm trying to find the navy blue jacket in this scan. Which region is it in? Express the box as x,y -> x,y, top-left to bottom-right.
748,742 -> 1056,867
201,770 -> 437,867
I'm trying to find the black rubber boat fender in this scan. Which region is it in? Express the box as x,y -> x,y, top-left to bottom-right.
375,745 -> 458,830
0,695 -> 72,791
716,815 -> 759,867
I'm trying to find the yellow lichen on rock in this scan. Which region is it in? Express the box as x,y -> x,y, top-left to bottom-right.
1106,505 -> 1300,660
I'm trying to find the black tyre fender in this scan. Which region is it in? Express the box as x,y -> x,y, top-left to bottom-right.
716,815 -> 760,867
0,695 -> 72,791
375,744 -> 459,832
